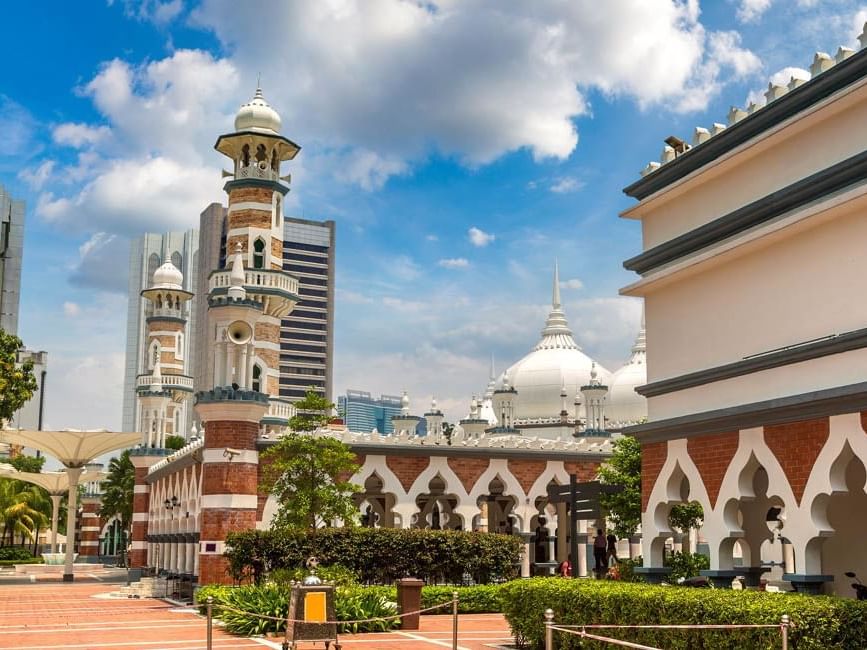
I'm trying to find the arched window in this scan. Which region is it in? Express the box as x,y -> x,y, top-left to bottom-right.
176,332 -> 184,360
156,294 -> 163,309
255,143 -> 267,163
253,238 -> 266,269
241,144 -> 250,167
171,251 -> 182,273
174,409 -> 181,435
274,196 -> 282,228
147,253 -> 160,283
252,365 -> 262,392
271,149 -> 278,171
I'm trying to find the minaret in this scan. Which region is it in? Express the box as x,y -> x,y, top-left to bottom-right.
460,395 -> 489,438
391,391 -> 422,436
212,83 -> 302,431
580,363 -> 609,435
194,84 -> 304,585
488,372 -> 520,436
424,397 -> 444,440
136,261 -> 195,448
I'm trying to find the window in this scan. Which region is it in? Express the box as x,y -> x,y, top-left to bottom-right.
253,238 -> 266,269
252,365 -> 262,392
176,332 -> 184,360
171,251 -> 182,272
147,253 -> 160,282
149,341 -> 160,371
274,196 -> 282,228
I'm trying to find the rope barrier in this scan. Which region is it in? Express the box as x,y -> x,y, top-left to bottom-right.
209,597 -> 456,625
553,623 -> 785,630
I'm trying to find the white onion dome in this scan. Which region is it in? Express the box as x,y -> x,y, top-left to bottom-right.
607,318 -> 648,426
151,261 -> 183,290
400,391 -> 410,415
496,263 -> 612,421
234,86 -> 282,135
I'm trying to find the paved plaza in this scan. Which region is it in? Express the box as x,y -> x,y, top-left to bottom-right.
0,581 -> 514,650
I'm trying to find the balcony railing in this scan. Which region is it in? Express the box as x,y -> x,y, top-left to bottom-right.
210,268 -> 299,296
136,374 -> 195,392
264,399 -> 295,422
235,162 -> 279,182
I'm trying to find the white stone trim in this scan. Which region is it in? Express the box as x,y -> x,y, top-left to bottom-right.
227,202 -> 273,215
131,541 -> 148,550
253,341 -> 281,352
201,494 -> 259,509
200,540 -> 226,555
202,448 -> 258,464
81,526 -> 101,532
80,541 -> 99,547
134,485 -> 150,494
133,513 -> 149,522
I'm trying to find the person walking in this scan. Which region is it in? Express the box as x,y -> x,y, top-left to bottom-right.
606,532 -> 618,567
593,528 -> 608,578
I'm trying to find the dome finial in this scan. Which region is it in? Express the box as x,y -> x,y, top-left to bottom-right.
552,259 -> 561,310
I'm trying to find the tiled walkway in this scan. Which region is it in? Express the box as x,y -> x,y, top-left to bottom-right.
0,582 -> 515,649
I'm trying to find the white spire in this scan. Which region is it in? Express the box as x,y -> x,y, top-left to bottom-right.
632,303 -> 646,354
553,259 -> 561,309
150,358 -> 163,390
228,242 -> 246,300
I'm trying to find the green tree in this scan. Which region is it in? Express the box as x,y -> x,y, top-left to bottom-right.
164,435 -> 186,451
260,433 -> 360,530
288,389 -> 334,433
668,501 -> 704,537
0,330 -> 38,426
99,450 -> 134,565
0,479 -> 48,547
8,454 -> 45,473
597,435 -> 642,539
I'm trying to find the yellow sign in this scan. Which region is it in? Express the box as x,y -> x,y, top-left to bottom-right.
304,591 -> 327,623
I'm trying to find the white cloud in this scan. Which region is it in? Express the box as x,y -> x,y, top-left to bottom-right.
53,123 -> 112,148
63,302 -> 81,317
425,234 -> 439,242
389,255 -> 422,281
468,226 -> 495,247
550,176 -> 585,193
68,232 -> 131,292
0,95 -> 39,159
437,257 -> 469,269
333,149 -> 408,191
18,160 -> 55,190
737,0 -> 773,23
560,278 -> 584,290
112,0 -> 183,24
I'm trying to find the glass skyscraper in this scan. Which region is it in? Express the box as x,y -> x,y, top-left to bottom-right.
338,390 -> 404,434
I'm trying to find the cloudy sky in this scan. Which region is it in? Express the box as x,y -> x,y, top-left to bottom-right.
2,0 -> 866,428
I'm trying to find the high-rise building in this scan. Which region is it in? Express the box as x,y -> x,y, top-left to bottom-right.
11,349 -> 47,431
0,184 -> 24,335
194,208 -> 335,408
338,390 -> 403,434
280,218 -> 335,403
122,231 -> 199,433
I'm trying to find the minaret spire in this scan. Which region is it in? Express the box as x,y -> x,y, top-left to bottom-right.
552,259 -> 561,309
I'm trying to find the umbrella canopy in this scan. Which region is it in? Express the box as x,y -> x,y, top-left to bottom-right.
0,430 -> 140,467
0,468 -> 105,495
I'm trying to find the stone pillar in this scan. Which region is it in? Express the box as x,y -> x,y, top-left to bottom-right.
79,497 -> 102,561
130,453 -> 163,569
49,494 -> 62,553
556,504 -> 568,562
520,533 -> 532,577
577,529 -> 588,578
196,395 -> 267,585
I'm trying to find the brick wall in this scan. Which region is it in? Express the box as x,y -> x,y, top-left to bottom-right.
204,420 -> 260,450
764,417 -> 830,505
563,461 -> 601,482
641,442 -> 667,512
447,458 -> 490,492
386,456 -> 430,491
686,431 -> 739,508
228,210 -> 271,230
507,459 -> 547,493
229,187 -> 274,205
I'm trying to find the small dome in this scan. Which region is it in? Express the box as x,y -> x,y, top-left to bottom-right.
234,86 -> 282,134
151,261 -> 183,290
607,323 -> 648,426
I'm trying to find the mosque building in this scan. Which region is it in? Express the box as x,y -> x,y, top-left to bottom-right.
125,84 -> 649,587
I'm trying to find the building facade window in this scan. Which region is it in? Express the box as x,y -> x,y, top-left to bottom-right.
252,364 -> 262,392
253,238 -> 266,269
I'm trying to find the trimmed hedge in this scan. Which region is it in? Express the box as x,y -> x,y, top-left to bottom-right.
0,557 -> 43,566
225,528 -> 521,585
0,546 -> 38,562
500,578 -> 867,649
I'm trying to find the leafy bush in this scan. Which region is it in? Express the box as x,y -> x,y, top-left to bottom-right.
225,528 -> 521,585
334,586 -> 399,633
500,577 -> 867,649
421,584 -> 504,613
607,557 -> 644,583
0,557 -> 43,566
664,551 -> 709,582
0,546 -> 37,561
268,564 -> 358,587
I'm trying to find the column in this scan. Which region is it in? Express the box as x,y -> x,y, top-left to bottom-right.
546,525 -> 557,569
246,343 -> 255,388
49,494 -> 62,553
79,497 -> 102,562
238,344 -> 248,388
130,454 -> 162,569
62,467 -> 83,582
214,341 -> 225,387
556,503 -> 568,562
195,397 -> 267,585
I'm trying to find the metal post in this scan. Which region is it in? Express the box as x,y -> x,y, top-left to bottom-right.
569,473 -> 578,578
780,614 -> 789,650
544,608 -> 554,650
452,591 -> 459,650
206,596 -> 213,650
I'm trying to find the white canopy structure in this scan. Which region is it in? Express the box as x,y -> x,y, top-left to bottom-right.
0,467 -> 105,553
0,429 -> 140,581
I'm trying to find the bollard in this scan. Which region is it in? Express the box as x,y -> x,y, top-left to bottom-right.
452,591 -> 459,650
780,614 -> 790,650
396,578 -> 425,630
544,608 -> 554,650
206,596 -> 213,650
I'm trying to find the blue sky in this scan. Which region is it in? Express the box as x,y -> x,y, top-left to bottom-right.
1,0 -> 865,429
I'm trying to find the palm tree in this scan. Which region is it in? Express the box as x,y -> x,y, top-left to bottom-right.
0,479 -> 48,547
100,450 -> 134,566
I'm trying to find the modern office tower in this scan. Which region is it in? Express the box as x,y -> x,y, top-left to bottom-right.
0,184 -> 24,335
280,218 -> 335,403
121,231 -> 199,434
11,349 -> 48,430
338,390 -> 403,434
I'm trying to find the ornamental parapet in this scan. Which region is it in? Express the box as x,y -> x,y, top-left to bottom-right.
262,398 -> 295,425
148,437 -> 205,476
207,295 -> 264,310
136,374 -> 194,393
129,447 -> 173,458
195,386 -> 270,406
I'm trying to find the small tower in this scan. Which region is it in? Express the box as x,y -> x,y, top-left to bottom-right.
580,363 -> 609,436
424,397 -> 444,440
488,372 -> 520,436
136,261 -> 194,448
391,391 -> 422,436
460,395 -> 489,439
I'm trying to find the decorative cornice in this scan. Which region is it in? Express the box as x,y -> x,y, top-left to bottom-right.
623,47 -> 867,200
624,381 -> 867,443
625,150 -> 867,274
638,328 -> 867,397
145,316 -> 187,326
223,178 -> 290,196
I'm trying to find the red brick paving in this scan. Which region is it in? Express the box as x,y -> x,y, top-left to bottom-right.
0,582 -> 515,649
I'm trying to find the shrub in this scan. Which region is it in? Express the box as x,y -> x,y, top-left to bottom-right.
0,547 -> 36,561
268,564 -> 358,587
608,556 -> 643,582
0,557 -> 43,566
500,577 -> 867,649
334,586 -> 399,633
421,584 -> 504,613
664,551 -> 709,582
225,528 -> 522,585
